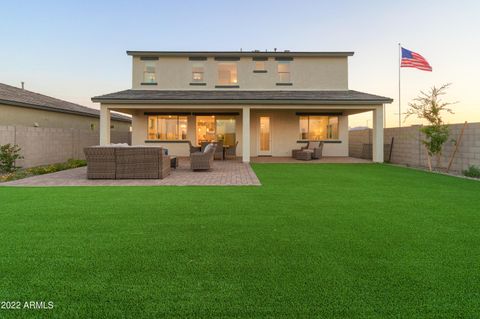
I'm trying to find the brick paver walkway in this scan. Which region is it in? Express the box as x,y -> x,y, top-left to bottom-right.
1,158 -> 261,187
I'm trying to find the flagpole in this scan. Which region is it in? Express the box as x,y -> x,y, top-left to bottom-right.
398,43 -> 401,127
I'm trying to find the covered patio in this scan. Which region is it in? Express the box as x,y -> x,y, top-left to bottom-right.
93,90 -> 392,164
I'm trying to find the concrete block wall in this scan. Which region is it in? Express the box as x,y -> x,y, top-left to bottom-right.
349,122 -> 480,172
348,129 -> 371,158
0,125 -> 131,168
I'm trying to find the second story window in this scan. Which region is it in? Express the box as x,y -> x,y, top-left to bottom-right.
254,61 -> 266,71
277,61 -> 291,83
192,66 -> 204,82
143,61 -> 157,84
217,63 -> 237,85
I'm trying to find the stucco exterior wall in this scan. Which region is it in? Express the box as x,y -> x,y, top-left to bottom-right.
132,56 -> 348,90
130,108 -> 349,157
0,103 -> 131,132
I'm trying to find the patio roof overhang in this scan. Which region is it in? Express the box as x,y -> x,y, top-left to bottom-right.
92,90 -> 393,105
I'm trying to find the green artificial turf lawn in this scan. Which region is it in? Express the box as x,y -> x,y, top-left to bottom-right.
0,164 -> 479,318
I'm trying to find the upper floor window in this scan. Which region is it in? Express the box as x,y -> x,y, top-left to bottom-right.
254,61 -> 266,71
299,116 -> 339,140
143,61 -> 156,83
147,115 -> 187,140
277,61 -> 291,83
217,63 -> 237,85
192,65 -> 204,82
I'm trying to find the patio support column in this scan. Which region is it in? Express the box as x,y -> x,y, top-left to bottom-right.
99,104 -> 111,145
242,106 -> 250,163
372,105 -> 384,163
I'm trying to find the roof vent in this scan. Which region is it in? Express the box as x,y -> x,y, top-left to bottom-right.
21,81 -> 25,90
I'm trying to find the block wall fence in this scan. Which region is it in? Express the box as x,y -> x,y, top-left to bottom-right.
349,122 -> 480,172
0,125 -> 131,168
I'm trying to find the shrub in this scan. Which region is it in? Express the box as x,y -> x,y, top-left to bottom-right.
1,158 -> 87,182
26,159 -> 86,176
463,165 -> 480,178
420,125 -> 450,156
0,144 -> 24,173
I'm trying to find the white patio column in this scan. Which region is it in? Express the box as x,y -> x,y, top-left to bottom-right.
372,105 -> 384,163
99,104 -> 111,145
242,106 -> 250,163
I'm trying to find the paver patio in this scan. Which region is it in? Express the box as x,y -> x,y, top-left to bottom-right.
1,158 -> 261,186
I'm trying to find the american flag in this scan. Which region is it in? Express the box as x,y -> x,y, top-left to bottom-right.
401,47 -> 432,71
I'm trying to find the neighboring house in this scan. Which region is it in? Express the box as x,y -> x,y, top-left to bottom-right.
92,50 -> 392,162
0,83 -> 131,131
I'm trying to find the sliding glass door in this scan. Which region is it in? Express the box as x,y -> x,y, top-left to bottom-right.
196,116 -> 236,146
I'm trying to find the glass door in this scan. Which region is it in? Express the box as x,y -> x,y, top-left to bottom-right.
195,115 -> 237,147
259,116 -> 271,156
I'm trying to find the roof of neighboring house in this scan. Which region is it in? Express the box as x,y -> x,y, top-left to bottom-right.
92,90 -> 393,105
0,83 -> 131,122
126,50 -> 354,58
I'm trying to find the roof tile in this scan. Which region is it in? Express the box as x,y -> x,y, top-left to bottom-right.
0,83 -> 131,122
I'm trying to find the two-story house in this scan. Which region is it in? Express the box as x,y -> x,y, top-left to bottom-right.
92,51 -> 392,162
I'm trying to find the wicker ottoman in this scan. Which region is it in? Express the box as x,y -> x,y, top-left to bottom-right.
295,150 -> 312,161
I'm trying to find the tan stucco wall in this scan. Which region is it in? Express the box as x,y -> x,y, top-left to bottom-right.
132,56 -> 348,90
0,103 -> 131,132
129,108 -> 350,157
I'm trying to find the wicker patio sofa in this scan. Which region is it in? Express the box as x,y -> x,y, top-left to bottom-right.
84,147 -> 117,179
292,141 -> 324,160
84,146 -> 171,179
190,144 -> 217,170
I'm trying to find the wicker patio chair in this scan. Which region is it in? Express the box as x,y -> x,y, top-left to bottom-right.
187,140 -> 201,154
225,141 -> 238,159
200,141 -> 224,160
190,144 -> 217,170
213,140 -> 224,160
296,151 -> 312,161
292,141 -> 324,160
84,147 -> 117,179
200,141 -> 209,152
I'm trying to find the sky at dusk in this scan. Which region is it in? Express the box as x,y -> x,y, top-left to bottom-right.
1,0 -> 479,128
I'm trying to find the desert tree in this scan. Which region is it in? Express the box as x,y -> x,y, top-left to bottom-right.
405,83 -> 456,170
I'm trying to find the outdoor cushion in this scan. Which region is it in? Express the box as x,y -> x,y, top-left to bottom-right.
204,143 -> 214,153
308,141 -> 321,149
